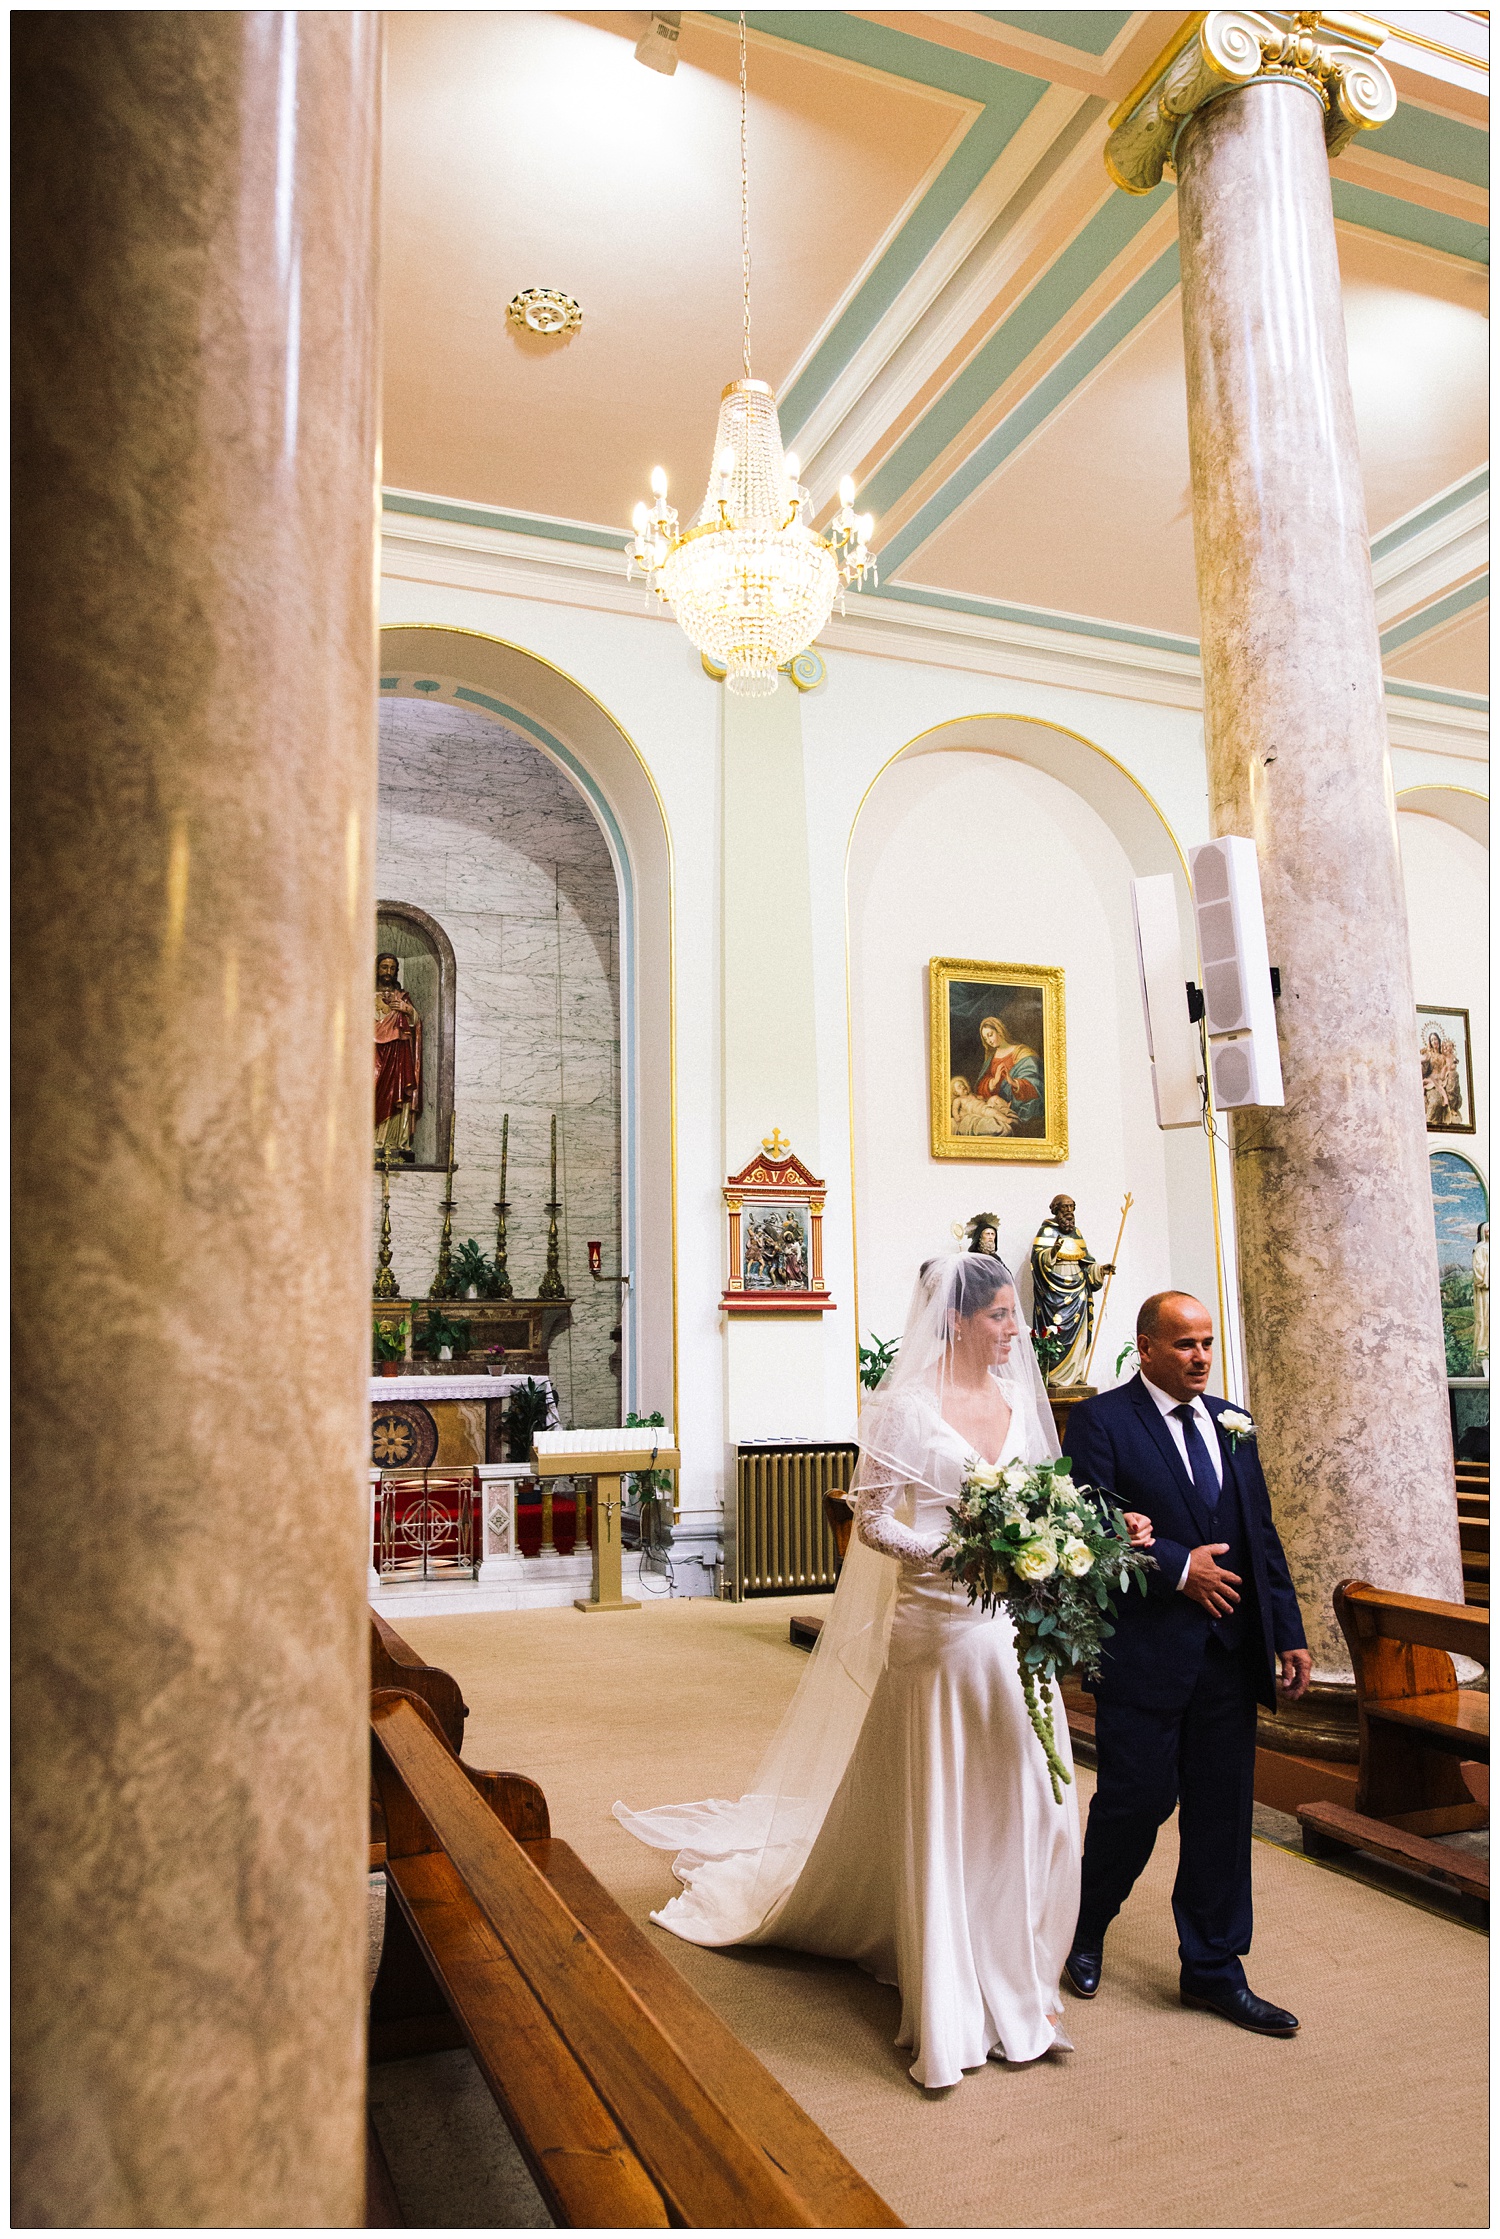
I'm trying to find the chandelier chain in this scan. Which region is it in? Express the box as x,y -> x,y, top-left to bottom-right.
740,11 -> 752,379
625,12 -> 877,695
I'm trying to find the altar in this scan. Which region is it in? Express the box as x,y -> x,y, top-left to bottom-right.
369,1371 -> 558,1470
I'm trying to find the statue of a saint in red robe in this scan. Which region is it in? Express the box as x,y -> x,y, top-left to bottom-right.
375,952 -> 422,1161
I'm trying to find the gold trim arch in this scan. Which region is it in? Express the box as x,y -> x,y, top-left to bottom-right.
1395,784 -> 1489,849
842,711 -> 1237,1399
378,624 -> 678,1441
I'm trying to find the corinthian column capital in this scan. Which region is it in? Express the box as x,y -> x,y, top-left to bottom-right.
1105,10 -> 1397,194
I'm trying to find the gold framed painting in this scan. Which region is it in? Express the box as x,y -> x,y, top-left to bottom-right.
928,958 -> 1067,1163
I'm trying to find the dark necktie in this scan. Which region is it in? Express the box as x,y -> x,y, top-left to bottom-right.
1172,1403 -> 1219,1508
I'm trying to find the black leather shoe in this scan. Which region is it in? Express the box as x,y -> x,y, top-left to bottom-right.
1180,1981 -> 1299,2036
1064,1945 -> 1102,1998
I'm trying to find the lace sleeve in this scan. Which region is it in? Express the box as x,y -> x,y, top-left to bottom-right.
854,1457 -> 949,1571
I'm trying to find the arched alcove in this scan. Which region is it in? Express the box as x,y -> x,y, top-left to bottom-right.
378,626 -> 676,1430
844,714 -> 1234,1394
1397,783 -> 1489,1179
1395,785 -> 1489,848
375,900 -> 456,1171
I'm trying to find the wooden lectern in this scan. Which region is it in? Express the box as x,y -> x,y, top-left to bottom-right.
531,1426 -> 680,1614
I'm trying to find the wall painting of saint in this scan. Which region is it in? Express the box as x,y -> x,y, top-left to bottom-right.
928,958 -> 1067,1164
1417,1004 -> 1475,1136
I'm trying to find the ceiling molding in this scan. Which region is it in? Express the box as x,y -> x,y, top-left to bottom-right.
1380,571 -> 1489,657
718,10 -> 1486,524
1373,491 -> 1489,626
1372,467 -> 1489,561
879,224 -> 1179,571
786,82 -> 1100,495
380,495 -> 1486,757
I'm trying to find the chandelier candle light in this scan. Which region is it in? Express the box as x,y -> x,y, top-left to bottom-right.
626,14 -> 877,695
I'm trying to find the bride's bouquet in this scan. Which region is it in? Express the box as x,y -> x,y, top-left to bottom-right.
943,1456 -> 1151,1801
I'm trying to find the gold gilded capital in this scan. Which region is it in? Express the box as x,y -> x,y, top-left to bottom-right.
1105,10 -> 1396,194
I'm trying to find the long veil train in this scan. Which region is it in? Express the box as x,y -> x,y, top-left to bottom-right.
614,1252 -> 1060,1950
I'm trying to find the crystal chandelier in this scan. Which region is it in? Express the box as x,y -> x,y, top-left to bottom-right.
627,16 -> 876,697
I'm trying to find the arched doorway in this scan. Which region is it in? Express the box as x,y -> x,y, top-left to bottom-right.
378,626 -> 676,1429
844,714 -> 1237,1398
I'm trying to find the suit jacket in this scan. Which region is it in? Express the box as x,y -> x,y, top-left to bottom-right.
1063,1377 -> 1306,1712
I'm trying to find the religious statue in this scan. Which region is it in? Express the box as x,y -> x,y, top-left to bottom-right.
1474,1221 -> 1489,1374
964,1212 -> 1002,1256
374,951 -> 422,1162
1421,1027 -> 1461,1128
1030,1194 -> 1113,1392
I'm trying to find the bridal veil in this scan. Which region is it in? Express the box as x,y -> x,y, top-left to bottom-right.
614,1252 -> 1059,1946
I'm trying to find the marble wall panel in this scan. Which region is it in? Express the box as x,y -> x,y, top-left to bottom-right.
375,698 -> 621,1428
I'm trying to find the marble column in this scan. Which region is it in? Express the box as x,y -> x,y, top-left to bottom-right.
1110,16 -> 1460,1725
13,14 -> 381,2226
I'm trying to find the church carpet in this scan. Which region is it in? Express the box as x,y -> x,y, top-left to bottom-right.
384,1595 -> 1488,2230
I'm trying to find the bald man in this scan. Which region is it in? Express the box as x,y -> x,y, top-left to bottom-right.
1061,1292 -> 1311,2036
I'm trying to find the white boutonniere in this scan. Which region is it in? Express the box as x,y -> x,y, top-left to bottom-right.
1218,1409 -> 1256,1451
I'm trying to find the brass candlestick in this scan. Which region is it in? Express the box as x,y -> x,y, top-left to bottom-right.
429,1112 -> 459,1299
373,1145 -> 400,1299
485,1112 -> 514,1299
538,1113 -> 566,1300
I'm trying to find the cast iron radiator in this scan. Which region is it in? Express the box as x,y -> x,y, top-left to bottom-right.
729,1440 -> 859,1601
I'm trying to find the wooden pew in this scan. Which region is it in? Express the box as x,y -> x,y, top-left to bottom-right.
1456,1470 -> 1489,1607
368,1641 -> 901,2229
370,1608 -> 473,1868
789,1493 -> 853,1651
1296,1580 -> 1488,1915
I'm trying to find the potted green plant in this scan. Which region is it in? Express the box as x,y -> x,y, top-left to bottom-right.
858,1333 -> 899,1392
372,1321 -> 407,1376
452,1237 -> 494,1300
505,1377 -> 554,1463
625,1408 -> 675,1549
416,1309 -> 472,1365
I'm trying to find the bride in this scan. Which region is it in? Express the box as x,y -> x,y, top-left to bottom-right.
617,1252 -> 1147,2089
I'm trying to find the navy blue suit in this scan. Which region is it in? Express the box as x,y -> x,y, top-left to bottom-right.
1063,1377 -> 1306,1988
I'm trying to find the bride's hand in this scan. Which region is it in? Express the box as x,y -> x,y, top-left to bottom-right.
1122,1510 -> 1154,1548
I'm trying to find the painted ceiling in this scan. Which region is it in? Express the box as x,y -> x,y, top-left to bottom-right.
382,9 -> 1489,709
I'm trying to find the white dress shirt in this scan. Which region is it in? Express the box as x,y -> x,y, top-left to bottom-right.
1140,1375 -> 1222,1591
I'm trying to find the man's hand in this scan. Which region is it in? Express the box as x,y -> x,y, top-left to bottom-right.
1122,1511 -> 1154,1548
1277,1649 -> 1312,1701
1182,1542 -> 1241,1618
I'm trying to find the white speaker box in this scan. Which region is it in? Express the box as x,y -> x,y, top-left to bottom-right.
1187,837 -> 1284,1109
1131,875 -> 1204,1129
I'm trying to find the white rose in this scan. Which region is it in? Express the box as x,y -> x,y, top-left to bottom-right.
1219,1409 -> 1256,1439
1001,1462 -> 1031,1494
1013,1539 -> 1058,1582
1061,1536 -> 1093,1577
967,1462 -> 1002,1491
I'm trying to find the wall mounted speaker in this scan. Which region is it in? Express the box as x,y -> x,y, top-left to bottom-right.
1187,837 -> 1284,1109
1131,874 -> 1204,1129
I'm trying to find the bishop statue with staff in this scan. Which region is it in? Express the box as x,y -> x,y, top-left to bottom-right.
1030,1194 -> 1114,1392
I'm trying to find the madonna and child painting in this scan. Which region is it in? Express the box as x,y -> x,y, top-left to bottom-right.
928,957 -> 1067,1164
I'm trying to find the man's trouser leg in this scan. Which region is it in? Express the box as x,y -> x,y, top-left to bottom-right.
1076,1693 -> 1182,1944
1172,1638 -> 1258,1988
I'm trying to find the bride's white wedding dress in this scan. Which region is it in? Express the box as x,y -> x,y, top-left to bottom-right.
767,1404 -> 1079,2084
617,1266 -> 1080,2090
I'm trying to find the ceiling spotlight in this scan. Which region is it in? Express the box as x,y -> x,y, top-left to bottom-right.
507,287 -> 582,338
635,11 -> 681,73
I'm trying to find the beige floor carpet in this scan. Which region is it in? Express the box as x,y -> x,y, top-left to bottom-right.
389,1595 -> 1488,2230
